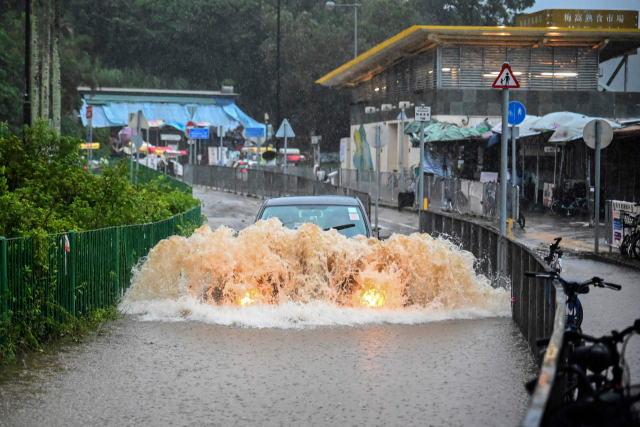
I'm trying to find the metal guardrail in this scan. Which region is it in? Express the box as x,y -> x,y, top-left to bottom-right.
0,206 -> 202,325
419,209 -> 566,426
521,282 -> 567,427
186,165 -> 372,221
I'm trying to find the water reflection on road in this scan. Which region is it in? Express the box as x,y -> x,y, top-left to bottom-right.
0,317 -> 536,427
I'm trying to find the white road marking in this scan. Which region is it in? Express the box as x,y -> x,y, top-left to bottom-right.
378,218 -> 419,230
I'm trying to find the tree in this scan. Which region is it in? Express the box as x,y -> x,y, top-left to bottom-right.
0,0 -> 536,151
51,0 -> 61,133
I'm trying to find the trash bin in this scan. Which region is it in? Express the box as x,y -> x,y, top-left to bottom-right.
398,191 -> 415,211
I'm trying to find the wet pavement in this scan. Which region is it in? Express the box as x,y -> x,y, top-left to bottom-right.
0,318 -> 535,427
0,188 -> 540,427
560,258 -> 640,379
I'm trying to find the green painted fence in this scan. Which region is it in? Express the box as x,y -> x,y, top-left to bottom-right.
0,206 -> 201,326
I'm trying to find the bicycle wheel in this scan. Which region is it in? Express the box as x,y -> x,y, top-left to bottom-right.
630,233 -> 640,261
551,200 -> 560,215
518,212 -> 526,229
620,237 -> 630,259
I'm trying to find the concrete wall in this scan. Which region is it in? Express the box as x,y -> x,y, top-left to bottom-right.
350,88 -> 640,125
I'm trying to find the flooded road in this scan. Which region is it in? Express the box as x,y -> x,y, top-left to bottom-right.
0,318 -> 535,427
0,188 -> 539,427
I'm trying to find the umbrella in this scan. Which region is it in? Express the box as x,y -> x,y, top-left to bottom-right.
548,117 -> 621,142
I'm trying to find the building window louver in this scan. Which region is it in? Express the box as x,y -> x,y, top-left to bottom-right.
351,46 -> 598,102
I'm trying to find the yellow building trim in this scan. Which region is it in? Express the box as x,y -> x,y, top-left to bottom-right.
316,26 -> 423,84
317,25 -> 640,86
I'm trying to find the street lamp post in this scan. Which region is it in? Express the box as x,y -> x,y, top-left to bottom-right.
325,1 -> 361,58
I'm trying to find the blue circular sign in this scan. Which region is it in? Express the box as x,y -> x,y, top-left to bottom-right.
508,101 -> 526,126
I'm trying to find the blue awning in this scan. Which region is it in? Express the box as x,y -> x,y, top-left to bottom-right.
80,101 -> 265,133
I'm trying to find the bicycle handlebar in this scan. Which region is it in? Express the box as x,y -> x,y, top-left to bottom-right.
523,272 -> 621,293
564,321 -> 640,345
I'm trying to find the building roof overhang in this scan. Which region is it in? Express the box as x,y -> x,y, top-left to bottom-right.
77,86 -> 238,105
317,25 -> 640,88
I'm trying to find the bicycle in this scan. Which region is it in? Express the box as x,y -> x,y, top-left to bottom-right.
619,210 -> 640,260
544,237 -> 564,274
524,271 -> 622,403
482,186 -> 497,218
531,319 -> 640,427
386,169 -> 401,195
551,197 -> 588,217
516,194 -> 528,229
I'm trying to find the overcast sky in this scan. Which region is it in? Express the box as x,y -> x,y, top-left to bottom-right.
523,0 -> 640,91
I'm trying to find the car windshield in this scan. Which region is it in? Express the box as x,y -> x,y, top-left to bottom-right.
261,205 -> 367,238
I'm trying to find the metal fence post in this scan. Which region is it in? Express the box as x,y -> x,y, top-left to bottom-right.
1,237 -> 7,340
68,230 -> 76,317
114,227 -> 120,299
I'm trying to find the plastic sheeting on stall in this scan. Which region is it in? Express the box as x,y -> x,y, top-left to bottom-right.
80,100 -> 265,133
492,112 -> 623,143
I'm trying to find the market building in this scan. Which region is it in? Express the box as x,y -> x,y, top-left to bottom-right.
77,86 -> 265,167
317,22 -> 640,202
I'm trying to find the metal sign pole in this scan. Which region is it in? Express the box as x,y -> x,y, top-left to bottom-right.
522,144 -> 525,197
375,125 -> 380,238
500,88 -> 509,238
87,118 -> 92,164
511,126 -> 517,220
511,126 -> 517,187
257,136 -> 262,168
535,148 -> 539,204
419,119 -> 425,212
594,120 -> 602,253
135,115 -> 141,184
284,122 -> 288,174
400,108 -> 405,192
129,133 -> 134,183
499,88 -> 509,280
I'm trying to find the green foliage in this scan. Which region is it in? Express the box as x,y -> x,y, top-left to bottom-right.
0,303 -> 120,364
0,121 -> 200,238
0,9 -> 24,135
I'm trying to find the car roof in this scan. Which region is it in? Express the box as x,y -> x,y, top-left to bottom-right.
263,195 -> 362,207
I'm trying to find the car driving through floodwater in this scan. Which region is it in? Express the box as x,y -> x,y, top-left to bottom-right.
255,196 -> 373,238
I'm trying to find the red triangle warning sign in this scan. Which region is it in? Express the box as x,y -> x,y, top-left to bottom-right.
492,63 -> 520,89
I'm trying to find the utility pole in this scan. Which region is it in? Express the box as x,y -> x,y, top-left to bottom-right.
275,0 -> 281,165
594,120 -> 602,253
23,0 -> 32,131
375,125 -> 380,238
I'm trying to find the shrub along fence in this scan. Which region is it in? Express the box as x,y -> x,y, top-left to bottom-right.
0,206 -> 201,328
419,209 -> 566,427
101,159 -> 192,192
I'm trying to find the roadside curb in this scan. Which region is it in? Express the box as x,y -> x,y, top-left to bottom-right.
578,252 -> 640,272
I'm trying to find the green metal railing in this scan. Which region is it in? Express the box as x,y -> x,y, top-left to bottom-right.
0,206 -> 201,325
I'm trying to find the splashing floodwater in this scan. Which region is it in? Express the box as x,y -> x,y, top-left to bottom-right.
122,219 -> 509,327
